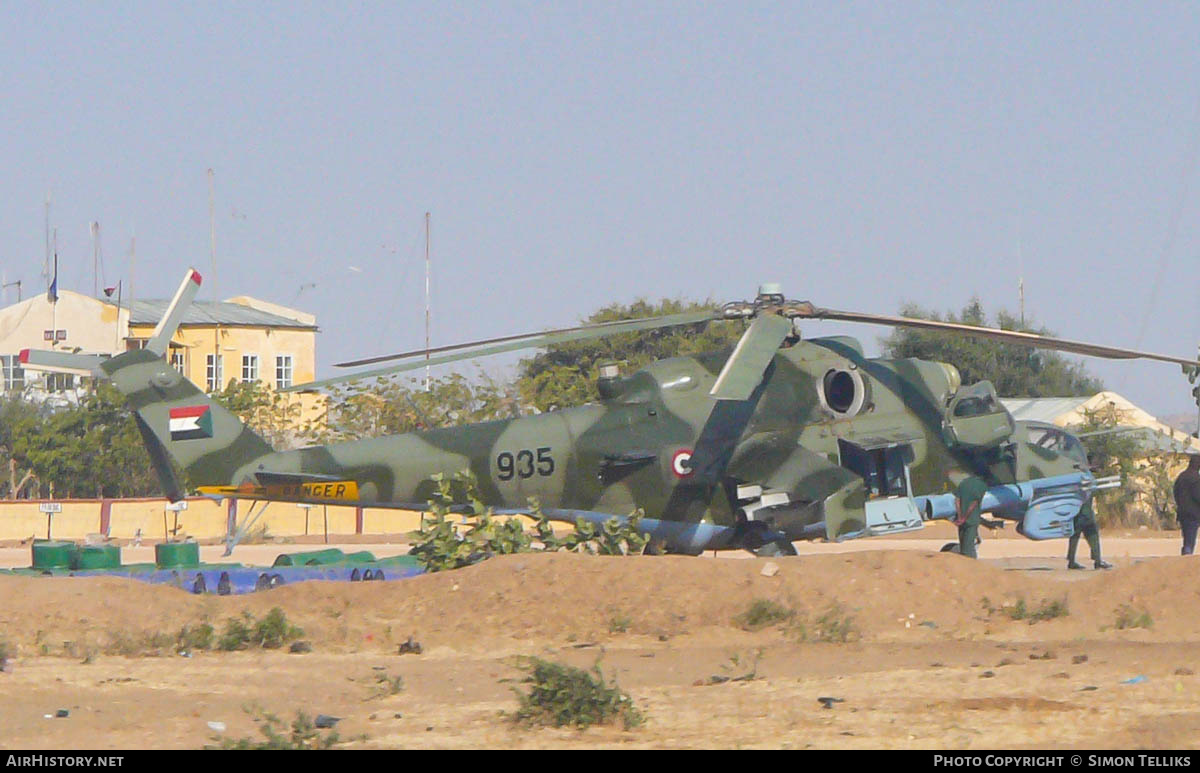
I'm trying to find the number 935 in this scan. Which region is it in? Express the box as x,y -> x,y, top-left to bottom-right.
496,447 -> 554,480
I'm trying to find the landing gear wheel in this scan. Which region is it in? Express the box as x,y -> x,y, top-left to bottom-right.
754,539 -> 798,558
940,542 -> 962,554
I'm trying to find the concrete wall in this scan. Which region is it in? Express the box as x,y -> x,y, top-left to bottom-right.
0,497 -> 430,542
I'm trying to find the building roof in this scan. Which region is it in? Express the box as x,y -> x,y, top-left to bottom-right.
125,299 -> 317,329
1001,392 -> 1200,453
1001,396 -> 1091,424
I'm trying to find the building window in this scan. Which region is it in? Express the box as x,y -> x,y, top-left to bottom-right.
171,350 -> 186,374
242,354 -> 259,383
126,338 -> 149,351
46,373 -> 74,392
275,355 -> 293,390
0,355 -> 24,392
206,354 -> 224,392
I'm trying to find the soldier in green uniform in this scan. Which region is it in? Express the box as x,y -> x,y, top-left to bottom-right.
953,474 -> 988,558
1066,498 -> 1112,570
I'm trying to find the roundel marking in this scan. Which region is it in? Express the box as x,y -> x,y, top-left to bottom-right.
671,448 -> 694,479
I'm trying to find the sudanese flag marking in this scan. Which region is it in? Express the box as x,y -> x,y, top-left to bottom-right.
169,405 -> 214,441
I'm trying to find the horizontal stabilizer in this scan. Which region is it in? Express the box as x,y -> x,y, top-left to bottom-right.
18,348 -> 109,377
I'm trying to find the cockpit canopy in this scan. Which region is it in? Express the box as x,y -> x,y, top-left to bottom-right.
943,380 -> 1015,449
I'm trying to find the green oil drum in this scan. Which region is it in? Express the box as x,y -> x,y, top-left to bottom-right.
155,540 -> 200,568
273,548 -> 345,567
74,544 -> 122,570
32,540 -> 77,570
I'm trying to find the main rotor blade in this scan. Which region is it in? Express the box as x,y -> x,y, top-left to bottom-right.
795,305 -> 1200,368
288,308 -> 719,392
709,314 -> 794,400
335,309 -> 718,368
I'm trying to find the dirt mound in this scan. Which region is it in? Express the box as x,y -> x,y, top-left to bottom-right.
6,550 -> 1200,749
2,550 -> 1197,658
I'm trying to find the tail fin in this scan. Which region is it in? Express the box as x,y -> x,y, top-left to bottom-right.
21,268 -> 273,496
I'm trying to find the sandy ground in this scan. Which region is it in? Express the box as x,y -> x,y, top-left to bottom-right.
2,524 -> 1198,750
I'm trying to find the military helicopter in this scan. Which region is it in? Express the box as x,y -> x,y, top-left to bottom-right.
19,270 -> 1198,556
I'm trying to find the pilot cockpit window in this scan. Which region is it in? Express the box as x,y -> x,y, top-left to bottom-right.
1027,424 -> 1087,465
952,383 -> 1001,417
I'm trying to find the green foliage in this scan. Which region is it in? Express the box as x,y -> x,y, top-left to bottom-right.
554,511 -> 651,556
881,299 -> 1103,397
720,649 -> 764,682
212,379 -> 304,448
312,371 -> 514,443
209,706 -> 345,750
1077,404 -> 1179,529
607,614 -> 632,634
366,671 -> 405,700
217,609 -> 303,651
793,602 -> 860,643
734,599 -> 795,631
983,596 -> 1069,623
516,299 -> 746,412
4,382 -> 162,498
177,623 -> 215,652
409,471 -> 648,572
1115,604 -> 1154,630
103,630 -> 176,657
510,656 -> 644,730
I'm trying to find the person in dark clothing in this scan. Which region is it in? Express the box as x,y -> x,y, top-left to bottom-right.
1066,499 -> 1112,570
954,474 -> 988,558
1174,452 -> 1200,556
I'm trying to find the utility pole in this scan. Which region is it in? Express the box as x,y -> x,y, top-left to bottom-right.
1017,232 -> 1025,327
91,221 -> 100,298
425,211 -> 431,392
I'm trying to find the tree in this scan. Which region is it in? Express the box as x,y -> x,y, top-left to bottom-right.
515,299 -> 746,412
212,379 -> 305,448
9,383 -> 160,498
1076,403 -> 1179,529
880,299 -> 1104,397
312,371 -> 514,443
0,395 -> 42,498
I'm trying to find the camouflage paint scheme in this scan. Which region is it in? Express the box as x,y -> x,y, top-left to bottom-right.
100,330 -> 1085,553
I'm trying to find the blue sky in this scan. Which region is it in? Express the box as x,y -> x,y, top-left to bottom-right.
3,2 -> 1200,414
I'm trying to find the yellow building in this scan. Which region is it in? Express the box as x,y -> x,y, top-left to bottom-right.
0,289 -> 323,437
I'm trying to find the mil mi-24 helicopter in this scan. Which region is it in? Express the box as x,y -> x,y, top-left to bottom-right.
19,269 -> 1200,556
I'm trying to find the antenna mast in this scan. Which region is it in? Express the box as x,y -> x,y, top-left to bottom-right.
208,169 -> 218,385
43,192 -> 51,283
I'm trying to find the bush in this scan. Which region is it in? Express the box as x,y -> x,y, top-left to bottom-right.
177,623 -> 214,652
797,603 -> 859,643
983,596 -> 1069,624
209,706 -> 344,750
734,599 -> 795,631
218,609 -> 303,651
510,657 -> 643,730
1115,604 -> 1153,630
410,471 -> 648,572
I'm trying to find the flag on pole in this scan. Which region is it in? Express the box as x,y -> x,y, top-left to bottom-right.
46,253 -> 58,303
